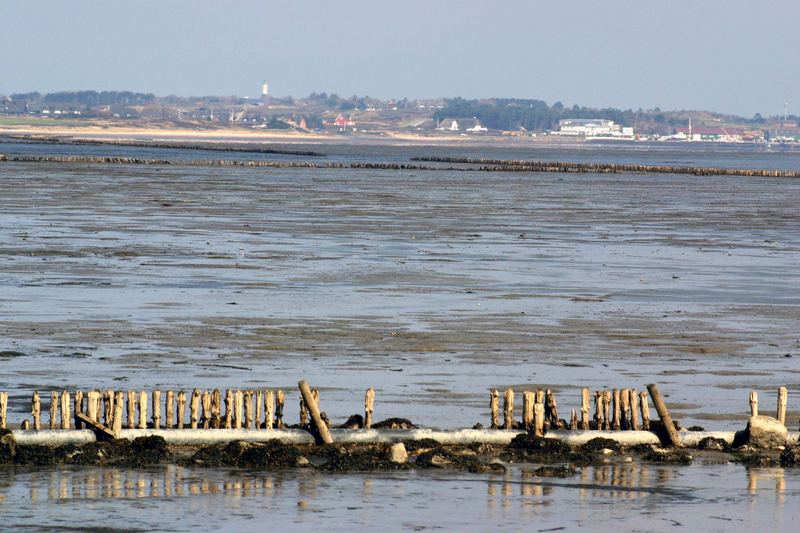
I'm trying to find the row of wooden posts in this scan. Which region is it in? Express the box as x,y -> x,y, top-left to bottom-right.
0,386 -> 377,438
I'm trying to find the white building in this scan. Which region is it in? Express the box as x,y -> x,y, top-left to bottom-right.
260,81 -> 269,97
555,119 -> 633,138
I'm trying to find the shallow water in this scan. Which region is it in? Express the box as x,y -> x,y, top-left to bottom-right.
0,460 -> 797,532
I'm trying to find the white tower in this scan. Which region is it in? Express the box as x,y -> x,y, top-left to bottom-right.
261,81 -> 269,98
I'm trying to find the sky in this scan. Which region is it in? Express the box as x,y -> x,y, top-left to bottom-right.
1,0 -> 798,117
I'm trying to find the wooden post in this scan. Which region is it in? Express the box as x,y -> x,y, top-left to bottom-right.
299,393 -> 309,427
298,381 -> 334,444
620,388 -> 631,430
611,389 -> 621,431
749,391 -> 758,417
74,390 -> 84,429
224,389 -> 233,429
276,390 -> 285,429
102,390 -> 112,427
60,391 -> 71,430
85,390 -> 97,424
593,390 -> 602,430
0,392 -> 7,430
152,390 -> 161,429
165,390 -> 175,429
94,390 -> 103,422
211,389 -> 221,429
522,391 -> 534,430
113,391 -> 124,438
533,403 -> 545,438
235,390 -> 244,429
256,390 -> 263,429
190,389 -> 201,429
545,390 -> 561,428
569,409 -> 577,430
265,390 -> 275,430
580,388 -> 590,430
127,391 -> 136,429
365,388 -> 375,430
50,391 -> 58,429
647,384 -> 683,447
630,389 -> 640,431
138,391 -> 147,429
202,391 -> 211,429
244,390 -> 254,429
602,390 -> 612,430
535,388 -> 545,406
777,386 -> 788,426
489,389 -> 500,429
503,388 -> 514,430
640,391 -> 651,430
176,391 -> 186,429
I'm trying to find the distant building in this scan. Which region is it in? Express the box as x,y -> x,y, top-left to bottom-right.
555,119 -> 633,138
674,126 -> 748,143
260,81 -> 269,98
436,117 -> 487,133
323,114 -> 355,130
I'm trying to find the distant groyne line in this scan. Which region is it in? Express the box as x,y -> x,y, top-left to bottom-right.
1,153 -> 798,178
412,156 -> 800,178
0,136 -> 326,157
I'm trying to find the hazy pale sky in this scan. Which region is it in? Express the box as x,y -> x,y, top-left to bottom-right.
1,0 -> 798,116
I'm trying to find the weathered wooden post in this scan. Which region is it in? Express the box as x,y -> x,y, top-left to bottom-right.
545,390 -> 561,428
640,390 -> 650,430
60,391 -> 71,430
777,386 -> 788,426
299,394 -> 309,427
489,389 -> 500,429
503,388 -> 514,430
202,391 -> 211,429
276,390 -> 285,429
0,392 -> 7,430
602,390 -> 612,430
74,390 -> 84,429
94,390 -> 103,422
113,391 -> 124,438
265,390 -> 275,430
244,390 -> 254,429
298,381 -> 334,444
224,389 -> 233,429
620,388 -> 631,430
365,388 -> 375,430
176,391 -> 186,430
127,390 -> 136,429
138,391 -> 148,429
580,388 -> 590,430
165,390 -> 175,429
569,409 -> 578,430
523,391 -> 535,430
749,391 -> 758,417
533,403 -> 545,438
50,391 -> 58,430
647,384 -> 683,447
152,390 -> 161,429
104,390 -> 114,428
594,390 -> 602,430
211,389 -> 221,429
190,389 -> 201,429
611,389 -> 621,431
235,390 -> 244,429
630,389 -> 640,431
256,390 -> 263,429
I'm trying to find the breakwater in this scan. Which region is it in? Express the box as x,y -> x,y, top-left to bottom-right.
411,156 -> 800,178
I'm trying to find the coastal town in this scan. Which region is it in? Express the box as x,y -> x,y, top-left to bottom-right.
2,84 -> 799,145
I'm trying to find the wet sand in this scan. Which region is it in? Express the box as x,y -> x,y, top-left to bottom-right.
0,159 -> 798,430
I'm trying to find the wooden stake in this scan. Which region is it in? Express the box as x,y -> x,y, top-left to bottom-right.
244,390 -> 253,429
298,380 -> 334,444
489,389 -> 500,429
176,391 -> 186,429
0,392 -> 7,430
569,409 -> 578,430
647,384 -> 683,447
545,390 -> 561,429
85,390 -> 97,424
533,403 -> 545,438
611,389 -> 621,431
127,391 -> 136,429
138,391 -> 147,429
74,390 -> 84,429
602,390 -> 612,430
113,391 -> 124,438
165,390 -> 175,429
190,389 -> 201,429
104,390 -> 114,427
580,388 -> 590,430
593,390 -> 602,430
256,390 -> 263,429
152,390 -> 161,429
211,389 -> 221,429
365,388 -> 375,430
749,391 -> 758,417
60,391 -> 71,430
630,389 -> 640,431
235,390 -> 244,429
224,389 -> 233,429
299,393 -> 309,427
522,391 -> 534,430
50,391 -> 58,430
503,388 -> 514,430
620,388 -> 631,430
640,391 -> 651,430
777,386 -> 788,426
276,389 -> 285,429
94,390 -> 102,422
265,390 -> 275,430
202,391 -> 211,429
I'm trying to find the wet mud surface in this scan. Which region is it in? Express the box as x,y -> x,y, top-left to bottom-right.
0,154 -> 799,431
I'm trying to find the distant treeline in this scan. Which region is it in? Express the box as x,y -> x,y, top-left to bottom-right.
10,91 -> 155,106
